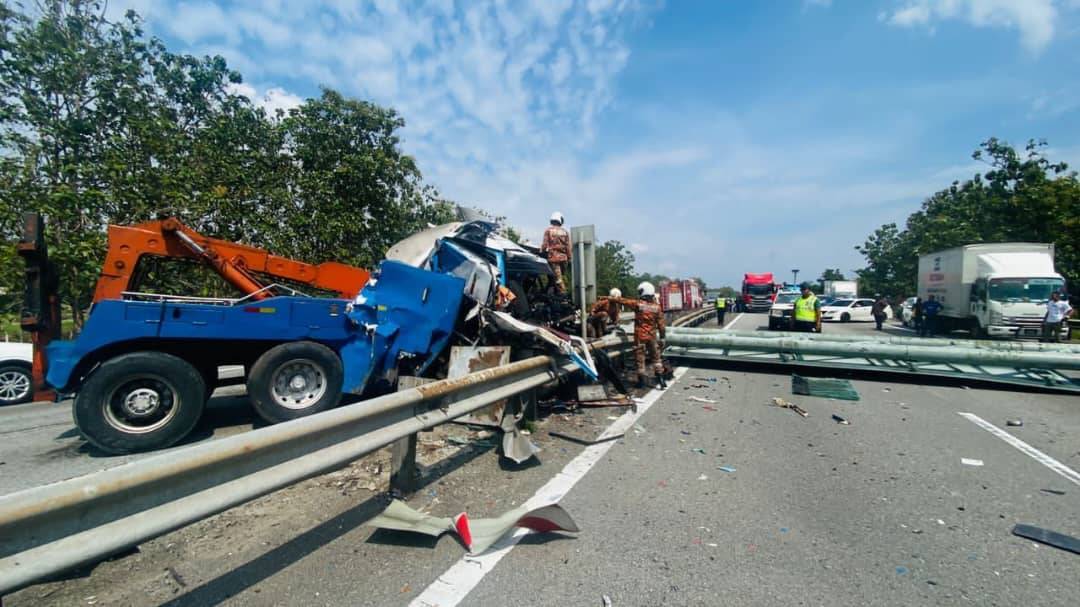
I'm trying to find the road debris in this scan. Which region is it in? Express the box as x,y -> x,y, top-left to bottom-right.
692,448 -> 707,455
771,397 -> 808,417
688,396 -> 718,404
831,414 -> 850,425
1011,524 -> 1080,555
961,458 -> 984,467
718,466 -> 736,473
602,595 -> 613,607
367,499 -> 579,554
792,374 -> 860,401
1006,419 -> 1023,427
548,431 -> 625,446
702,405 -> 717,412
1039,489 -> 1066,496
698,474 -> 708,480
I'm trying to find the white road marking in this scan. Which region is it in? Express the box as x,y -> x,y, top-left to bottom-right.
410,367 -> 689,607
725,312 -> 744,329
958,412 -> 1080,487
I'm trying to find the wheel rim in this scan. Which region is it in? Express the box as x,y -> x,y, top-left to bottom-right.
0,370 -> 31,402
270,358 -> 327,410
103,375 -> 180,434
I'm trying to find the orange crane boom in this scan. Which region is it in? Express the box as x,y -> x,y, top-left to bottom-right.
93,218 -> 370,302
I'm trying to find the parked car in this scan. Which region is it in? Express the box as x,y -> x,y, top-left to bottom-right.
900,297 -> 917,326
820,298 -> 893,323
0,342 -> 33,405
766,292 -> 801,330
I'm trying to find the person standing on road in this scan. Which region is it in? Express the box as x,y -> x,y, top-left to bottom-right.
1041,291 -> 1074,343
920,295 -> 941,337
541,212 -> 571,294
872,295 -> 889,331
610,282 -> 667,390
790,283 -> 821,333
912,297 -> 923,334
715,295 -> 727,326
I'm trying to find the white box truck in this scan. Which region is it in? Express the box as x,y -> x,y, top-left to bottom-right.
918,243 -> 1068,339
823,280 -> 857,299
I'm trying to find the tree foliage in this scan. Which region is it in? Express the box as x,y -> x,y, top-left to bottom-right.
595,240 -> 636,296
819,268 -> 846,282
856,139 -> 1079,297
0,1 -> 455,324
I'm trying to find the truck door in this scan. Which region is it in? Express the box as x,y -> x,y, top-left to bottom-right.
969,279 -> 987,324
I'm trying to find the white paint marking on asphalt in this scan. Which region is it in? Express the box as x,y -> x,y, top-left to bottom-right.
725,312 -> 744,329
410,366 -> 690,607
958,412 -> 1080,487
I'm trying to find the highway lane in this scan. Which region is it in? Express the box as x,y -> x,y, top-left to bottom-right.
4,312 -> 1078,606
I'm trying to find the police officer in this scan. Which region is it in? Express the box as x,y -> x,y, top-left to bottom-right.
791,282 -> 821,333
610,282 -> 667,389
541,212 -> 571,294
715,295 -> 727,326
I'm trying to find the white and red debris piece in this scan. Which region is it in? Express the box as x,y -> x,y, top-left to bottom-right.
367,499 -> 579,554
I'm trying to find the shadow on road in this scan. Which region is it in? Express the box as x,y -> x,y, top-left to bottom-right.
157,439 -> 496,606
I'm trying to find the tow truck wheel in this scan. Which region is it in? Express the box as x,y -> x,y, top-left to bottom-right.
0,364 -> 32,405
74,352 -> 206,454
247,342 -> 343,424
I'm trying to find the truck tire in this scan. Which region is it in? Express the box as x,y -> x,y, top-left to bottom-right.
247,342 -> 343,424
840,312 -> 851,323
73,352 -> 206,454
0,363 -> 32,405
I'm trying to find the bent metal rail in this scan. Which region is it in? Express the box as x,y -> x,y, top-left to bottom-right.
0,334 -> 632,596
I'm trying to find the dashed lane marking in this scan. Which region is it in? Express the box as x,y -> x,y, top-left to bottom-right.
958,411 -> 1080,487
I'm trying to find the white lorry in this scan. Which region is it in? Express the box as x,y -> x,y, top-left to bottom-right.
918,243 -> 1068,339
823,280 -> 857,299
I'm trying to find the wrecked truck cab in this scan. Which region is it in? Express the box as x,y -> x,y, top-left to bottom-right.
386,220 -> 554,314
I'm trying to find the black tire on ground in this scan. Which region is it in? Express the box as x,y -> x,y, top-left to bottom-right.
246,341 -> 343,424
841,312 -> 851,323
0,363 -> 33,405
73,352 -> 207,454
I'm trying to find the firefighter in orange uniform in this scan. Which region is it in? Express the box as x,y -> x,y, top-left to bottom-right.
611,282 -> 667,389
588,288 -> 623,338
541,211 -> 571,294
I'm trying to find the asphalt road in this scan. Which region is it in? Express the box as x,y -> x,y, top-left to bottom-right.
3,314 -> 1079,606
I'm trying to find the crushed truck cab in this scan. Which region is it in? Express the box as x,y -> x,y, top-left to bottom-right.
46,261 -> 464,454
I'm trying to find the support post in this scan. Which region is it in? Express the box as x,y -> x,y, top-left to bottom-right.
389,376 -> 432,495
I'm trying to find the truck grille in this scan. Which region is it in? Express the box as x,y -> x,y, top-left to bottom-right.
1003,316 -> 1044,327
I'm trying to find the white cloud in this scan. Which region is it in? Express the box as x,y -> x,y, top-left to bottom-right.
225,82 -> 303,115
883,0 -> 1064,53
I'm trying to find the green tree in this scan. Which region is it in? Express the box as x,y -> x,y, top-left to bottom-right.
855,138 -> 1079,296
595,240 -> 636,296
819,268 -> 845,282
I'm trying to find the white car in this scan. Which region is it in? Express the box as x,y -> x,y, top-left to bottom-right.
767,291 -> 801,330
820,298 -> 894,323
0,342 -> 33,405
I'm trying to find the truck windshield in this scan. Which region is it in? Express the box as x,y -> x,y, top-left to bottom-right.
988,278 -> 1064,303
746,284 -> 773,295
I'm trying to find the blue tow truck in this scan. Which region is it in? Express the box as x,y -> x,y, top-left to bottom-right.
45,261 -> 465,453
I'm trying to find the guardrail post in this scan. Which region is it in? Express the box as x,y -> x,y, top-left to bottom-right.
390,376 -> 431,495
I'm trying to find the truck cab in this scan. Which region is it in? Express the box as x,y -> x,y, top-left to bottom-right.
973,275 -> 1067,339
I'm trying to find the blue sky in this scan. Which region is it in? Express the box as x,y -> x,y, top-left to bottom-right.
111,0 -> 1080,288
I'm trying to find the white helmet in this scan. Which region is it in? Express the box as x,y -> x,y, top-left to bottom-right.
637,281 -> 655,298
549,211 -> 564,225
609,288 -> 622,298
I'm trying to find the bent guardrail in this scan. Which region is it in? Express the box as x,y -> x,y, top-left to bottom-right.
0,335 -> 631,595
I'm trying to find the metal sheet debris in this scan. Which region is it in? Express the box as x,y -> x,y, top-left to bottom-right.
791,374 -> 860,401
367,499 -> 579,554
961,458 -> 984,467
832,414 -> 850,425
1011,524 -> 1080,555
449,346 -> 511,427
688,396 -> 718,404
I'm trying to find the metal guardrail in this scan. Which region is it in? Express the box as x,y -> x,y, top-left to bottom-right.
0,335 -> 631,595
